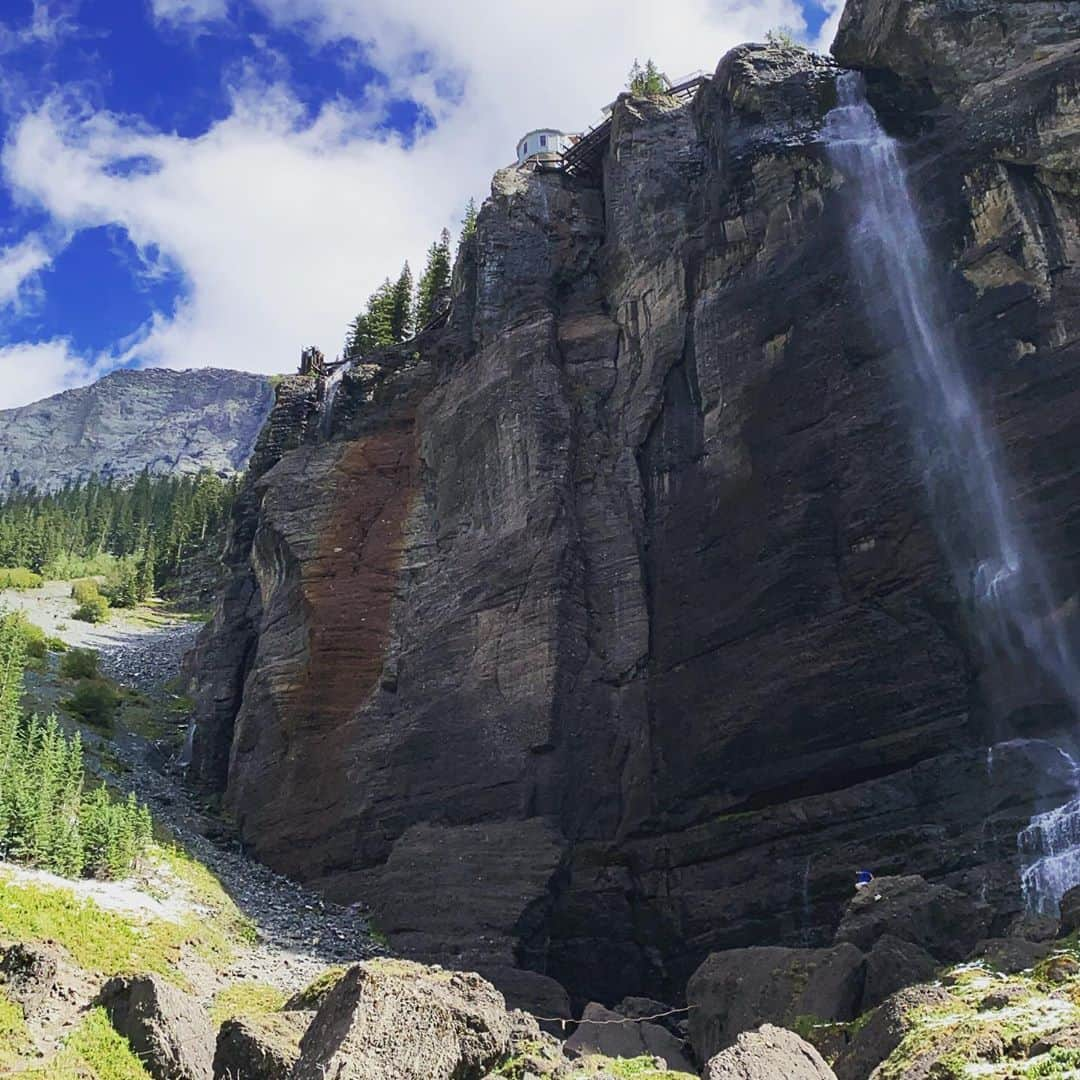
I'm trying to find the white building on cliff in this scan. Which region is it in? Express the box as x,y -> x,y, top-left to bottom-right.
516,129 -> 575,165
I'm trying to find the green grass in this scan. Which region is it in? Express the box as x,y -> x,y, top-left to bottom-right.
569,1058 -> 697,1079
211,981 -> 287,1024
0,876 -> 183,977
0,849 -> 255,982
0,991 -> 33,1067
18,1006 -> 152,1079
286,965 -> 348,1010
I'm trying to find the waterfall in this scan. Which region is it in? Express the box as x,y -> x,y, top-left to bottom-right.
320,366 -> 345,439
800,857 -> 813,946
823,73 -> 1080,911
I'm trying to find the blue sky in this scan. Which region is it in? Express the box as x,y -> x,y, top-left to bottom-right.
0,0 -> 840,408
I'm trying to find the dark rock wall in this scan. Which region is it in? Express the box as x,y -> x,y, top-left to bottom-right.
190,7 -> 1080,1007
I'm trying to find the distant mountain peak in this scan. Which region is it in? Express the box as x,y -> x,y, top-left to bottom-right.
0,367 -> 275,494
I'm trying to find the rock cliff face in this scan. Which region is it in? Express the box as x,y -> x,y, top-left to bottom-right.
0,368 -> 274,493
190,1 -> 1080,1008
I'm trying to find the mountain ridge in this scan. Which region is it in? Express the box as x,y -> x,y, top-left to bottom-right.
0,367 -> 275,494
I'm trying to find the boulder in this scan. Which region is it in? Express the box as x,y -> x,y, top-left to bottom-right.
705,1024 -> 836,1080
475,965 -> 571,1029
486,1010 -> 570,1078
833,985 -> 957,1080
687,945 -> 865,1063
292,959 -> 511,1080
1032,1024 -> 1080,1055
564,1002 -> 694,1074
616,996 -> 685,1035
213,1011 -> 309,1079
861,934 -> 938,1010
1061,884 -> 1080,936
0,943 -> 57,1018
1009,911 -> 1061,943
833,876 -> 990,961
1037,952 -> 1080,984
967,937 -> 1053,974
96,974 -> 215,1080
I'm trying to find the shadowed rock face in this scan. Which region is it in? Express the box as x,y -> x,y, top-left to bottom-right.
0,368 -> 274,494
190,7 -> 1080,1006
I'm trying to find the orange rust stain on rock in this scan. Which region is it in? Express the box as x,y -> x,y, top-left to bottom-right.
298,426 -> 417,729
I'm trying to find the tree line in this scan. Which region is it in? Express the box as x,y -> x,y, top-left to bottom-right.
343,200 -> 478,360
0,470 -> 238,602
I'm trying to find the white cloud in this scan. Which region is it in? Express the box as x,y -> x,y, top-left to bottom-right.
813,0 -> 844,52
0,339 -> 98,409
1,0 -> 809,397
0,1 -> 80,54
150,0 -> 230,25
0,234 -> 52,310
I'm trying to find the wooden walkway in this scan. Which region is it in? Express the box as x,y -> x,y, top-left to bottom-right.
561,74 -> 710,177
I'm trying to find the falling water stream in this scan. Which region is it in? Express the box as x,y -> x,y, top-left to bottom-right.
823,73 -> 1080,910
320,365 -> 345,439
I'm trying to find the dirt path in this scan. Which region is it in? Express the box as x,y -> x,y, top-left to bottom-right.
12,587 -> 379,999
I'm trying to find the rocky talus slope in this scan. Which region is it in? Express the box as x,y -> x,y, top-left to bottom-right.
0,367 -> 273,493
189,0 -> 1080,1017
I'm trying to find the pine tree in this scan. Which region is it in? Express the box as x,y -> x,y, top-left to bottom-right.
459,199 -> 478,249
627,58 -> 667,97
137,539 -> 156,603
389,262 -> 414,343
415,229 -> 452,328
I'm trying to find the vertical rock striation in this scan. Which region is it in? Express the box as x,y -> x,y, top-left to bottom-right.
191,6 -> 1080,1006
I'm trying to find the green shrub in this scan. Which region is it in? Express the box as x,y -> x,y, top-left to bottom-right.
63,678 -> 120,727
71,579 -> 102,605
766,26 -> 800,47
45,552 -> 119,582
2,613 -> 48,662
1027,1046 -> 1080,1077
60,648 -> 99,679
75,594 -> 110,624
0,568 -> 43,590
